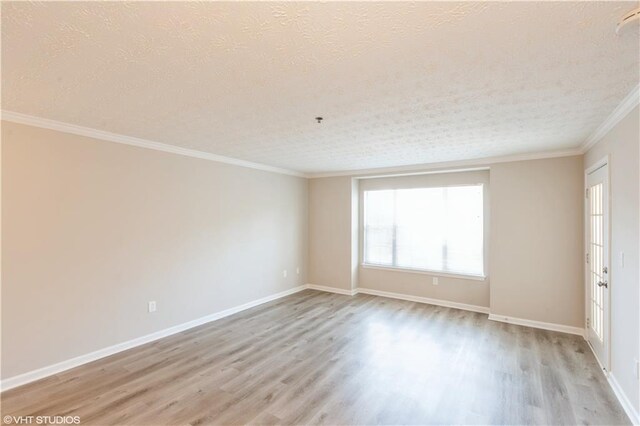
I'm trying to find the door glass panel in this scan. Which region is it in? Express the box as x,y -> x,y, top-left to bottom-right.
589,182 -> 604,341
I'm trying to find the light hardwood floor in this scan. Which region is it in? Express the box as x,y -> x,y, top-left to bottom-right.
1,290 -> 630,425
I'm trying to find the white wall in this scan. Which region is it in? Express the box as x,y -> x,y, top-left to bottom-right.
1,121 -> 309,379
585,105 -> 639,417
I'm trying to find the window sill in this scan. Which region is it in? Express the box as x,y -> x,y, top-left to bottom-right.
360,264 -> 487,282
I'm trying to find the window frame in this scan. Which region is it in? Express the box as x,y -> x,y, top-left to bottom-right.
361,183 -> 487,281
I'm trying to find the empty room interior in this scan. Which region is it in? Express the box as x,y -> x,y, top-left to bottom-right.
1,2 -> 640,425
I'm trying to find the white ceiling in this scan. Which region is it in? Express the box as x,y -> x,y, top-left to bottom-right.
2,2 -> 639,174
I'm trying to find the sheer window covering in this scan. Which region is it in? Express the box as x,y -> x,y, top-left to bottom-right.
363,185 -> 484,277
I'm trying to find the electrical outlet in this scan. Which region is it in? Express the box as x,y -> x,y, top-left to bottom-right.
296,267 -> 300,275
432,277 -> 439,286
283,270 -> 288,278
148,301 -> 157,313
620,252 -> 625,268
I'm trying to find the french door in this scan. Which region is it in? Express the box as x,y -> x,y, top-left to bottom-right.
586,162 -> 610,370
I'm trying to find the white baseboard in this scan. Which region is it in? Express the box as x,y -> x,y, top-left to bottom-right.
488,314 -> 584,336
0,285 -> 307,392
305,283 -> 358,296
584,338 -> 639,425
356,287 -> 490,314
608,372 -> 640,425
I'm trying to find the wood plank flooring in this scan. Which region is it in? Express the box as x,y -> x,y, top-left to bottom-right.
1,290 -> 630,425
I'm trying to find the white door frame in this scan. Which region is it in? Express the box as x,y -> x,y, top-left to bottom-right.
584,155 -> 611,371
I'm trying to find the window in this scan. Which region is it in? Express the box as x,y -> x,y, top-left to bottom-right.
363,185 -> 484,277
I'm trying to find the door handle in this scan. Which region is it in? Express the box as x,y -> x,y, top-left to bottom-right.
597,281 -> 608,288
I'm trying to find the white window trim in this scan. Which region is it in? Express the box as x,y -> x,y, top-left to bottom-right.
361,263 -> 486,281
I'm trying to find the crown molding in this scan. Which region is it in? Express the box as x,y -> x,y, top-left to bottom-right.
8,102 -> 630,180
307,148 -> 583,178
1,110 -> 305,178
581,84 -> 640,153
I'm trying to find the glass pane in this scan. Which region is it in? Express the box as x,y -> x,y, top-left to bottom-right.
445,186 -> 484,275
363,190 -> 394,265
395,187 -> 444,271
588,182 -> 604,341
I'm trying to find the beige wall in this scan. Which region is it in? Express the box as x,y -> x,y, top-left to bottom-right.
357,170 -> 490,308
308,177 -> 355,291
585,105 -> 639,415
1,121 -> 309,379
309,156 -> 585,326
489,156 -> 584,327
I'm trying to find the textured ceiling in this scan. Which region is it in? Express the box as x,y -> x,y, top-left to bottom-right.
2,1 -> 639,173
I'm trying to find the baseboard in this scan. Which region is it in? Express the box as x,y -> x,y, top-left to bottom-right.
305,283 -> 358,296
488,314 -> 584,336
356,287 -> 490,314
0,285 -> 307,392
608,372 -> 640,425
584,338 -> 639,425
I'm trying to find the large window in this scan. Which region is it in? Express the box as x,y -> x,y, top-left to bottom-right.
363,185 -> 484,277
